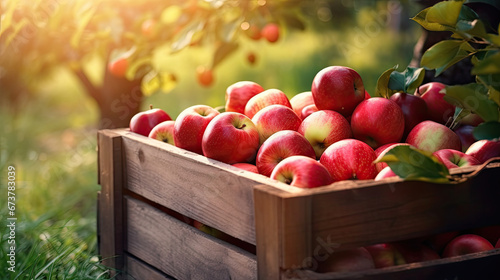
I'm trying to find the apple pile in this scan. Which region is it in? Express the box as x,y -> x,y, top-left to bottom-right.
130,66 -> 500,189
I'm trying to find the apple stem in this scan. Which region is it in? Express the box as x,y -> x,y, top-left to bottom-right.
149,104 -> 153,110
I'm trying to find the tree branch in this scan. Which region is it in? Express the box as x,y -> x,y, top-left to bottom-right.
72,67 -> 102,105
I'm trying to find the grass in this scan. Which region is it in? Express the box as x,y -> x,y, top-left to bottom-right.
0,4 -> 419,278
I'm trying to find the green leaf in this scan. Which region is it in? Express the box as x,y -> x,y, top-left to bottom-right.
421,40 -> 475,76
444,84 -> 500,122
388,67 -> 426,94
375,145 -> 450,184
412,7 -> 451,32
280,13 -> 306,31
456,19 -> 487,40
473,121 -> 500,140
457,4 -> 479,22
472,51 -> 500,75
375,66 -> 398,98
70,5 -> 97,48
211,41 -> 239,69
141,71 -> 178,96
426,0 -> 464,27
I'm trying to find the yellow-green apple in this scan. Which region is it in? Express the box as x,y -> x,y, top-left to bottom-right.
320,139 -> 378,182
442,234 -> 494,258
298,110 -> 352,159
256,130 -> 316,177
225,81 -> 264,114
374,143 -> 411,172
350,97 -> 405,149
406,121 -> 461,153
460,113 -> 484,126
465,139 -> 500,164
301,104 -> 319,120
251,105 -> 301,144
374,166 -> 398,181
425,231 -> 460,255
454,125 -> 477,152
270,155 -> 333,188
472,226 -> 500,245
311,66 -> 365,117
174,105 -> 220,154
244,88 -> 291,119
148,120 -> 175,145
391,242 -> 440,264
201,112 -> 259,164
129,105 -> 172,136
415,82 -> 454,125
231,162 -> 258,174
365,243 -> 405,268
317,247 -> 375,273
433,149 -> 480,169
290,91 -> 314,120
389,92 -> 429,140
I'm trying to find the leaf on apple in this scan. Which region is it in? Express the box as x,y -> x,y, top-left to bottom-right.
375,145 -> 450,184
473,121 -> 500,140
420,40 -> 475,76
443,84 -> 500,122
388,66 -> 426,95
375,66 -> 398,98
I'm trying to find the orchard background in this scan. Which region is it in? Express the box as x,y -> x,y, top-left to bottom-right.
1,0 -> 498,279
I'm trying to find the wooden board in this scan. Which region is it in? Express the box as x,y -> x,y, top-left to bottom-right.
125,195 -> 257,280
125,254 -> 175,280
120,129 -> 286,245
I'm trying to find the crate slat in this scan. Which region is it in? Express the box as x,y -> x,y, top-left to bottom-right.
125,195 -> 257,280
125,254 -> 175,280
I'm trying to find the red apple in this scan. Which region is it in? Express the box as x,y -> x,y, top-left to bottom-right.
270,155 -> 333,189
389,92 -> 429,140
173,105 -> 220,154
465,139 -> 500,164
261,23 -> 280,43
244,88 -> 291,119
442,234 -> 494,258
129,105 -> 172,137
374,166 -> 399,181
301,104 -> 319,120
201,112 -> 259,164
374,143 -> 411,172
350,97 -> 405,149
406,121 -> 461,153
320,139 -> 378,182
391,242 -> 440,264
317,247 -> 375,273
225,81 -> 264,114
251,105 -> 301,144
298,110 -> 353,159
364,90 -> 371,99
196,66 -> 214,87
433,149 -> 481,169
460,113 -> 484,126
231,162 -> 259,174
256,130 -> 316,177
416,82 -> 454,125
365,243 -> 404,268
290,91 -> 314,120
496,238 -> 500,248
148,120 -> 176,145
108,57 -> 128,77
454,125 -> 477,152
311,66 -> 365,117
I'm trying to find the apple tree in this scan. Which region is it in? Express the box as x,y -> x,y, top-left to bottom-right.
0,0 -> 306,128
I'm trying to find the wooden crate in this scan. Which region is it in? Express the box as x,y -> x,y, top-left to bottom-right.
97,128 -> 500,280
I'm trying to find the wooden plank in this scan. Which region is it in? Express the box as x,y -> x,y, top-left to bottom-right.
125,254 -> 175,280
98,129 -> 125,273
291,249 -> 500,280
119,129 -> 295,245
125,196 -> 257,280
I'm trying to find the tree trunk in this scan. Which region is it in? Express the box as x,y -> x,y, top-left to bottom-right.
97,70 -> 144,129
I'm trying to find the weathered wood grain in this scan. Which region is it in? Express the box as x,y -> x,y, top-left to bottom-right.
120,129 -> 290,245
98,129 -> 124,272
125,254 -> 175,280
125,196 -> 257,280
